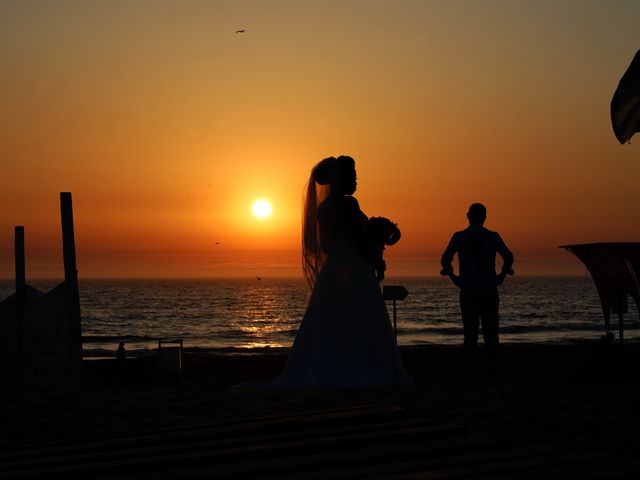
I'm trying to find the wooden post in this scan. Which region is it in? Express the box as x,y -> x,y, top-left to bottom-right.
15,226 -> 26,385
60,192 -> 83,386
15,226 -> 25,294
618,311 -> 624,345
613,292 -> 627,346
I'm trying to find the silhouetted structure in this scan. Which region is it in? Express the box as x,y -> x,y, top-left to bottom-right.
561,242 -> 640,344
440,203 -> 514,384
611,49 -> 640,144
0,193 -> 83,387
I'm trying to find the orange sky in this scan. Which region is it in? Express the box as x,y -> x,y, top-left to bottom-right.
2,1 -> 640,279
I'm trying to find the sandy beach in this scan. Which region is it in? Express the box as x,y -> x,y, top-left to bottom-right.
2,343 -> 640,478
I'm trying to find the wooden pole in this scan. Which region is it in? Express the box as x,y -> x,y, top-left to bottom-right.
60,192 -> 83,386
613,293 -> 626,345
618,311 -> 624,345
15,226 -> 25,294
15,226 -> 26,385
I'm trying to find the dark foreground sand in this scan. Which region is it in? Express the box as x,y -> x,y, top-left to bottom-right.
2,343 -> 640,478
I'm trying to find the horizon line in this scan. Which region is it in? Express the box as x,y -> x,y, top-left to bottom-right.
0,273 -> 591,282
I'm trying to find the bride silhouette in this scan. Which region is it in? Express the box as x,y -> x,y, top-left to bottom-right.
275,155 -> 413,387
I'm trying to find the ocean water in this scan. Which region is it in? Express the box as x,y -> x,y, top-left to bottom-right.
1,276 -> 638,356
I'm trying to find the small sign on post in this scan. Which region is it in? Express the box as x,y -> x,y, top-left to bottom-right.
383,285 -> 409,343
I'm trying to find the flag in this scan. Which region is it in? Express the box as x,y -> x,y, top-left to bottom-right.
611,49 -> 640,144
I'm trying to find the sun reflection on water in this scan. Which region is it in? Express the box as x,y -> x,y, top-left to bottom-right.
236,341 -> 283,349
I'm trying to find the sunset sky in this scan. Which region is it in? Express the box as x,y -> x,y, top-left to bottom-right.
2,0 -> 640,279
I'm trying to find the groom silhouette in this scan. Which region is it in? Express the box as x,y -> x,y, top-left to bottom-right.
440,203 -> 514,384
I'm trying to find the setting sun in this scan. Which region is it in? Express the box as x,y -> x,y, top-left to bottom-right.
252,199 -> 273,219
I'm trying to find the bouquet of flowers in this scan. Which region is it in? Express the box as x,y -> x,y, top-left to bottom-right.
366,216 -> 401,282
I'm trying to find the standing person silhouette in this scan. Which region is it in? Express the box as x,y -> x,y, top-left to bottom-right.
274,155 -> 413,387
440,203 -> 514,384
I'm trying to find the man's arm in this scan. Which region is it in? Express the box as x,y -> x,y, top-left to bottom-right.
496,234 -> 514,277
440,235 -> 461,286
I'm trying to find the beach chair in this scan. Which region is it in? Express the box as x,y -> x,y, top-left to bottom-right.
158,339 -> 183,386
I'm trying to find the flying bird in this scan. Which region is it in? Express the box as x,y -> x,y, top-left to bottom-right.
235,29 -> 246,34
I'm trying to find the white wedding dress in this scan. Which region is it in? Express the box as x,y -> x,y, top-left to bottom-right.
274,196 -> 413,388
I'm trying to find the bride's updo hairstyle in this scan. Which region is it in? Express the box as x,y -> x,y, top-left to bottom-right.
312,155 -> 355,187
